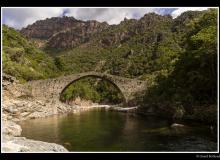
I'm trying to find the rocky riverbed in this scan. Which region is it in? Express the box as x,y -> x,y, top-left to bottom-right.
2,74 -> 69,152
2,74 -> 139,152
2,74 -> 77,152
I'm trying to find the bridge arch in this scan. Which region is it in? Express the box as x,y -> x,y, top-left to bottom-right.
59,74 -> 127,104
25,71 -> 147,106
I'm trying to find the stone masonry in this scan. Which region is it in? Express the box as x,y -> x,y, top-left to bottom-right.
24,72 -> 147,104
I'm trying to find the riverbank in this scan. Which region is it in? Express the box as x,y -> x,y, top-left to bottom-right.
2,98 -> 113,152
2,74 -> 72,152
1,75 -> 131,152
1,74 -> 216,152
2,92 -> 108,152
2,99 -> 139,152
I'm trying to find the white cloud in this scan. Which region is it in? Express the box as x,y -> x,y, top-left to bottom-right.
2,8 -> 64,29
2,7 -> 211,29
65,8 -> 157,24
2,8 -> 164,29
171,7 -> 209,18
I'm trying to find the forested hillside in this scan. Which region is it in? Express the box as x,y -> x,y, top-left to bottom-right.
141,9 -> 217,124
2,25 -> 60,82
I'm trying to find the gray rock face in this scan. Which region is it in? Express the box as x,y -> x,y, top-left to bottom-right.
2,137 -> 68,152
3,97 -> 77,121
20,16 -> 109,49
47,20 -> 109,49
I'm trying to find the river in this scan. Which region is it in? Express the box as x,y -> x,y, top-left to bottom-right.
19,108 -> 217,152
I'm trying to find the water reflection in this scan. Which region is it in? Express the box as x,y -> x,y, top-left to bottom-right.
20,108 -> 217,151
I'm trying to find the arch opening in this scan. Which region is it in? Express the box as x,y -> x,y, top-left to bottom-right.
60,75 -> 126,106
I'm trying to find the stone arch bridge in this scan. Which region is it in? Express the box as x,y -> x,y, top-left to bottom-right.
24,72 -> 147,104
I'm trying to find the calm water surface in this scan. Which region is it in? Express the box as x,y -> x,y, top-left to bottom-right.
19,108 -> 217,151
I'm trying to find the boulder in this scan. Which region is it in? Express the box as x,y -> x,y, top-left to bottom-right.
4,106 -> 18,114
170,123 -> 185,128
2,121 -> 22,136
2,137 -> 68,152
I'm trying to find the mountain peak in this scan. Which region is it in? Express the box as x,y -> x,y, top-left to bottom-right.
20,16 -> 83,39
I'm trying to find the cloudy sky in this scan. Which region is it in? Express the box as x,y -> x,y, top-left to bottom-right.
2,7 -> 210,29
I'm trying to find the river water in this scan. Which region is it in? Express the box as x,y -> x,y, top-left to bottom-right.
19,108 -> 217,152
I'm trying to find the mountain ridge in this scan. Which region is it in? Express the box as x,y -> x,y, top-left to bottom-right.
3,9 -> 213,81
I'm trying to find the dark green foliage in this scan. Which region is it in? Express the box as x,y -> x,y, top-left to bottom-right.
60,77 -> 124,104
54,57 -> 66,71
60,79 -> 101,103
142,9 -> 217,124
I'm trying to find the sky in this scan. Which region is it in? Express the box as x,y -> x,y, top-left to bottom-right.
2,7 -> 210,29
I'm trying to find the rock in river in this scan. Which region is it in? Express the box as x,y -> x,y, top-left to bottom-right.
170,123 -> 185,128
2,121 -> 22,137
2,137 -> 68,152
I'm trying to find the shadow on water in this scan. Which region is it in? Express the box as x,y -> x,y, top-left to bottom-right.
19,108 -> 217,151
